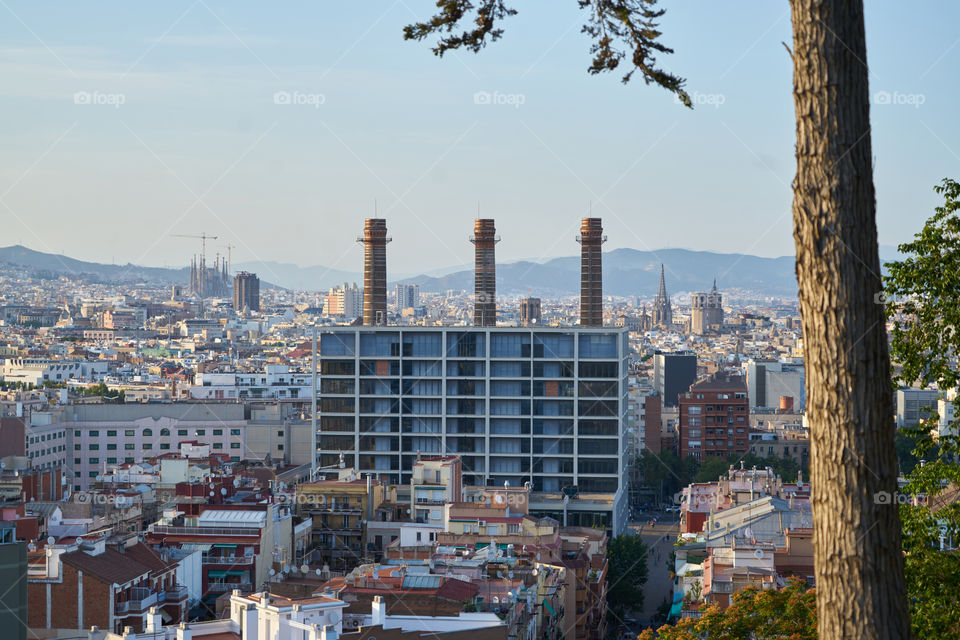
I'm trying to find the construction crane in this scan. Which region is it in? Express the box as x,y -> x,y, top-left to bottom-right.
171,232 -> 219,259
220,243 -> 237,275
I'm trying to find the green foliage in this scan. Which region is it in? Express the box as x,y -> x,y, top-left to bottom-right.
606,534 -> 649,619
694,456 -> 730,483
403,0 -> 689,106
639,580 -> 816,640
883,178 -> 960,639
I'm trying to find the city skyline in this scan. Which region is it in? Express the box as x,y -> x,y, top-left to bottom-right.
2,1 -> 957,273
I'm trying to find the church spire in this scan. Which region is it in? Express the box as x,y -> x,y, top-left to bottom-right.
657,264 -> 668,300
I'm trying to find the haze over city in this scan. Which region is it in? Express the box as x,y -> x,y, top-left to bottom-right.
1,2 -> 958,640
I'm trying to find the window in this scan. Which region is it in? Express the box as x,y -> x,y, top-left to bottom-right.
107,430 -> 117,437
177,429 -> 187,436
230,429 -> 241,436
125,430 -> 135,437
74,444 -> 81,451
89,471 -> 97,478
231,443 -> 240,449
125,457 -> 134,463
125,444 -> 135,450
143,428 -> 152,436
277,444 -> 284,450
196,429 -> 205,436
143,444 -> 152,450
213,443 -> 223,449
277,430 -> 284,437
160,443 -> 170,450
213,429 -> 223,436
160,428 -> 170,436
107,457 -> 117,463
74,458 -> 81,465
89,457 -> 99,464
89,444 -> 99,451
107,444 -> 117,450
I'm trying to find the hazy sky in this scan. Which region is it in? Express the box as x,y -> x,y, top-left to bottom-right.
1,1 -> 957,277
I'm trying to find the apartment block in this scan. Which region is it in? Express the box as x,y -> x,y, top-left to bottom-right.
679,373 -> 750,460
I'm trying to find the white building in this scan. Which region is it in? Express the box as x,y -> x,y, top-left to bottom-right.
1,358 -> 108,386
325,283 -> 362,319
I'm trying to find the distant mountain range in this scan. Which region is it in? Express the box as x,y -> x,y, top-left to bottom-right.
0,243 -> 906,298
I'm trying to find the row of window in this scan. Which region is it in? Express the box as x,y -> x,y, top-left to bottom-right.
29,446 -> 65,458
74,442 -> 242,451
28,431 -> 65,444
76,427 -> 243,437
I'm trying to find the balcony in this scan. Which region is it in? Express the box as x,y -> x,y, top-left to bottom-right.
207,582 -> 254,593
116,587 -> 158,614
202,554 -> 255,565
148,525 -> 260,538
161,585 -> 189,602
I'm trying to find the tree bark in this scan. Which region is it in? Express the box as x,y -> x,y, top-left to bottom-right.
789,1 -> 909,638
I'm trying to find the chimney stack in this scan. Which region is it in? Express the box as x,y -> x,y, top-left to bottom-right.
577,218 -> 606,326
470,219 -> 499,326
358,218 -> 391,326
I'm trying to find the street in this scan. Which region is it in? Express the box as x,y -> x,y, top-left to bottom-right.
626,512 -> 680,629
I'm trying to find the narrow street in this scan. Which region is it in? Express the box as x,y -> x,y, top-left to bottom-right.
627,512 -> 680,630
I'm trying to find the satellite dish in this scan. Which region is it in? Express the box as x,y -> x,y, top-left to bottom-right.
531,568 -> 539,577
536,552 -> 541,562
27,543 -> 36,552
497,571 -> 504,579
220,488 -> 227,495
233,479 -> 240,487
508,571 -> 514,579
754,549 -> 764,559
269,568 -> 276,576
492,597 -> 499,603
316,568 -> 322,576
300,564 -> 309,573
283,565 -> 290,573
47,537 -> 55,546
209,491 -> 215,497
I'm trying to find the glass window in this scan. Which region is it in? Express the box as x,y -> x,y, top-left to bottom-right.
160,428 -> 170,436
230,429 -> 241,436
160,443 -> 170,450
143,428 -> 152,436
107,430 -> 117,437
177,429 -> 187,436
107,444 -> 117,450
125,444 -> 135,450
143,444 -> 152,450
89,444 -> 99,451
320,331 -> 355,356
359,332 -> 400,356
125,430 -> 135,437
231,443 -> 240,449
578,333 -> 617,358
213,429 -> 223,436
89,430 -> 99,437
89,457 -> 99,464
107,457 -> 117,463
213,443 -> 223,449
535,333 -> 574,358
196,429 -> 205,436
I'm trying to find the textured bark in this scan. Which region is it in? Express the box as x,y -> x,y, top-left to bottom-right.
789,1 -> 909,638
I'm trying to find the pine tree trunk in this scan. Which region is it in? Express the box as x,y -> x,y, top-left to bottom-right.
789,1 -> 909,637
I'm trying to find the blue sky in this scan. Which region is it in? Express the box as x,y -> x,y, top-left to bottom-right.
1,1 -> 957,276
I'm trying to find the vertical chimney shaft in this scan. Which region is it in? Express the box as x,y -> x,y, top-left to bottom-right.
470,219 -> 499,326
577,218 -> 605,326
359,219 -> 390,326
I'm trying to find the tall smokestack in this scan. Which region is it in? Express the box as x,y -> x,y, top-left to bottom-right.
470,219 -> 499,326
577,218 -> 606,326
358,218 -> 391,326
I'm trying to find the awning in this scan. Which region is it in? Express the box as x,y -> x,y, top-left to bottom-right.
542,599 -> 556,616
668,601 -> 682,619
213,543 -> 238,549
208,570 -> 228,578
181,543 -> 213,552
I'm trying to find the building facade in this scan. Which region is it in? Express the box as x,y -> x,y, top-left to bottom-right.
233,272 -> 261,313
678,374 -> 750,460
315,327 -> 629,531
395,284 -> 420,310
690,280 -> 723,335
653,351 -> 697,408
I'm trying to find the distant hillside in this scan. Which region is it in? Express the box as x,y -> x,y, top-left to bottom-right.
398,248 -> 800,297
0,245 -> 188,283
6,243 -> 909,298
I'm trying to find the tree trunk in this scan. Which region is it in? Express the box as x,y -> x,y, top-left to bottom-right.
789,1 -> 909,638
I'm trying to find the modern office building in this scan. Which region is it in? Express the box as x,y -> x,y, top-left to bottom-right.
233,271 -> 260,312
746,359 -> 806,411
653,351 -> 698,407
315,326 -> 629,532
896,388 -> 941,428
0,522 -> 26,640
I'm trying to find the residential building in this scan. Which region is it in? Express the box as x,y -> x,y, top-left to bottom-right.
678,373 -> 750,460
234,272 -> 261,313
745,359 -> 806,411
27,538 -> 187,634
0,522 -> 27,640
297,467 -> 390,571
395,284 -> 419,310
325,283 -> 362,319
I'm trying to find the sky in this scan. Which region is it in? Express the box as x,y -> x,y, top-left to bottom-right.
1,1 -> 958,278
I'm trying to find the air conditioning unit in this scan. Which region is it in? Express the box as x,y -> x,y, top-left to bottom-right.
478,521 -> 486,527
